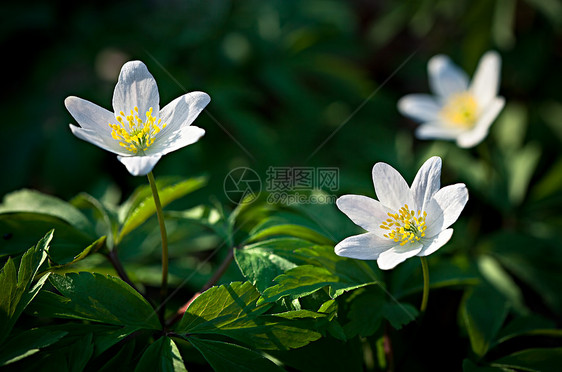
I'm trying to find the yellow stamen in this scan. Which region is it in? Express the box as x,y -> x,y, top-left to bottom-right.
440,92 -> 478,128
108,106 -> 167,154
379,204 -> 428,245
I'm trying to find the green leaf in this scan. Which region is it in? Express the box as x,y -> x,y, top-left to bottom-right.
234,238 -> 312,293
0,327 -> 67,365
65,333 -> 95,372
135,337 -> 186,372
491,347 -> 562,371
99,339 -> 136,372
187,337 -> 284,372
71,192 -> 120,248
487,232 -> 562,316
343,288 -> 385,338
0,230 -> 52,344
35,272 -> 160,329
177,282 -> 268,332
247,223 -> 334,245
176,282 -> 322,351
118,177 -> 207,242
382,302 -> 419,330
47,235 -> 106,269
235,238 -> 379,295
260,264 -> 377,303
460,284 -> 509,357
0,189 -> 94,235
0,213 -> 96,262
494,315 -> 562,345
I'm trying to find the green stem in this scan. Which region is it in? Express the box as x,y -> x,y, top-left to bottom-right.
147,171 -> 168,320
420,256 -> 430,312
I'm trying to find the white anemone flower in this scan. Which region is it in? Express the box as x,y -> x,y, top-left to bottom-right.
335,156 -> 468,270
65,60 -> 210,176
398,51 -> 505,148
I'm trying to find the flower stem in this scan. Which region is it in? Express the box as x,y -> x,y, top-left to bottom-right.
420,256 -> 430,312
147,171 -> 169,319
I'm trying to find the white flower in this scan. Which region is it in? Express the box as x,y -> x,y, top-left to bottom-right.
398,51 -> 505,148
335,157 -> 468,270
65,61 -> 210,176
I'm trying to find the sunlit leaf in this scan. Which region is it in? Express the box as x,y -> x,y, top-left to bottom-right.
0,230 -> 52,344
0,189 -> 94,235
30,272 -> 160,329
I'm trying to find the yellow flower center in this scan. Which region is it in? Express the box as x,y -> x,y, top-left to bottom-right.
440,92 -> 478,128
109,107 -> 167,154
380,204 -> 427,246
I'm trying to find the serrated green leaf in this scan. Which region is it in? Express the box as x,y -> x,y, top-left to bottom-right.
135,337 -> 186,372
234,238 -> 312,293
177,282 -> 268,332
41,272 -> 160,329
176,282 -> 322,351
118,177 -> 207,242
491,347 -> 562,372
260,264 -> 377,304
0,189 -> 94,235
461,284 -> 509,357
0,230 -> 52,344
0,327 -> 67,365
187,337 -> 284,372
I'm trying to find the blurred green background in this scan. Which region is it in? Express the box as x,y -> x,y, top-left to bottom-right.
1,0 -> 562,217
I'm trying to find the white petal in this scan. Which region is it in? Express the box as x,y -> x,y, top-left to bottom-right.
117,155 -> 162,176
417,228 -> 453,257
334,233 -> 396,260
377,243 -> 422,270
112,61 -> 160,120
428,55 -> 469,98
65,96 -> 117,134
397,94 -> 442,122
149,126 -> 205,156
424,184 -> 468,236
456,97 -> 505,148
336,194 -> 392,233
69,125 -> 128,155
415,122 -> 464,140
411,156 -> 442,212
470,51 -> 501,108
372,162 -> 414,211
159,91 -> 210,135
